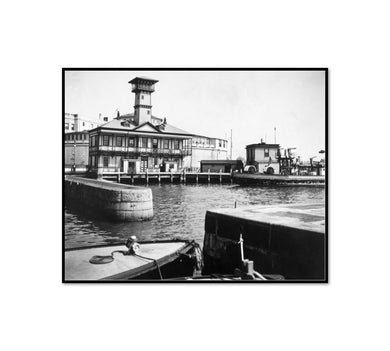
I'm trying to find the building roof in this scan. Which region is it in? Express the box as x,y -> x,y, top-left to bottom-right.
200,160 -> 238,164
128,77 -> 159,84
246,143 -> 280,149
91,116 -> 193,137
193,134 -> 228,142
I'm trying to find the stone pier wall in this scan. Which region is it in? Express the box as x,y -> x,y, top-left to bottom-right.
65,176 -> 153,221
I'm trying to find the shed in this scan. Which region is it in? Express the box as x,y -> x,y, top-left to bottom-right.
200,160 -> 239,173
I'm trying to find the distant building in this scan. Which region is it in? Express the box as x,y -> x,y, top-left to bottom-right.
200,160 -> 240,173
64,131 -> 89,172
88,77 -> 193,176
65,113 -> 102,133
183,135 -> 228,170
246,140 -> 280,174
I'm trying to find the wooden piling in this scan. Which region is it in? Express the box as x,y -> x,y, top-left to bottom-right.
131,175 -> 134,184
146,170 -> 149,185
219,170 -> 222,184
208,169 -> 210,184
196,174 -> 199,184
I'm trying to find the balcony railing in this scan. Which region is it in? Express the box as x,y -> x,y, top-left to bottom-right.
90,145 -> 192,156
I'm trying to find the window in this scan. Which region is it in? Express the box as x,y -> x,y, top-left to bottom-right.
147,110 -> 151,115
103,156 -> 109,167
153,138 -> 158,147
264,148 -> 269,157
141,137 -> 148,148
116,136 -> 122,147
219,141 -> 222,147
174,140 -> 179,149
71,124 -> 74,131
65,123 -> 69,130
141,95 -> 144,100
129,137 -> 135,147
163,139 -> 169,149
83,122 -> 85,126
103,135 -> 109,146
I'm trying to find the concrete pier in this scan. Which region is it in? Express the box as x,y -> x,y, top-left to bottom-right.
202,203 -> 325,280
65,176 -> 153,221
233,173 -> 325,186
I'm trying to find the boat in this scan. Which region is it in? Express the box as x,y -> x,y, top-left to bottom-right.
64,239 -> 201,281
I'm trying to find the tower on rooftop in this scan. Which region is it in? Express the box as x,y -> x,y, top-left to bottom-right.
129,77 -> 159,125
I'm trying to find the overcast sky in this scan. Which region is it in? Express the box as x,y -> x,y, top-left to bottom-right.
65,70 -> 325,160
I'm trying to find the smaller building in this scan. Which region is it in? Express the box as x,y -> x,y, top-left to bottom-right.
200,160 -> 240,173
246,141 -> 280,174
184,135 -> 228,171
64,131 -> 89,172
65,113 -> 102,133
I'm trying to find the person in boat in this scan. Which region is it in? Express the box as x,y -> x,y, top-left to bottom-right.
125,235 -> 141,255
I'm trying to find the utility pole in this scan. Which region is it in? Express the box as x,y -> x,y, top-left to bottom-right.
230,129 -> 233,160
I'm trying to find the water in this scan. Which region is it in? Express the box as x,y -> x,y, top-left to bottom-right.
65,184 -> 325,249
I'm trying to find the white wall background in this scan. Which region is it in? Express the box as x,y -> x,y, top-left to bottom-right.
1,1 -> 389,351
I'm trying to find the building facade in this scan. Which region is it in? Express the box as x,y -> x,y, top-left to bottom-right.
64,131 -> 89,172
183,135 -> 228,171
246,141 -> 280,174
88,77 -> 193,176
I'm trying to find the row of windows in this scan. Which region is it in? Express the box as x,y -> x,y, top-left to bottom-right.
65,122 -> 95,130
65,133 -> 88,141
93,135 -> 182,149
193,137 -> 227,148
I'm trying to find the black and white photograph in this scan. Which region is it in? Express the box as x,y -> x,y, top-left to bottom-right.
63,69 -> 327,282
4,1 -> 390,350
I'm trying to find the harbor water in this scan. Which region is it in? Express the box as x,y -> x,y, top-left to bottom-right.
65,183 -> 325,249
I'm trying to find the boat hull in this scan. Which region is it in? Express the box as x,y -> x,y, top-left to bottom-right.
64,240 -> 199,281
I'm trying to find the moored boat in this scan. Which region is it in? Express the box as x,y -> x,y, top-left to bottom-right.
64,239 -> 201,281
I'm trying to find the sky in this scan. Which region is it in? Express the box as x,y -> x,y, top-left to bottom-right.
65,70 -> 325,160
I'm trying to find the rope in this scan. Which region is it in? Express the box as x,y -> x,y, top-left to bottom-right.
89,250 -> 125,264
134,254 -> 163,280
